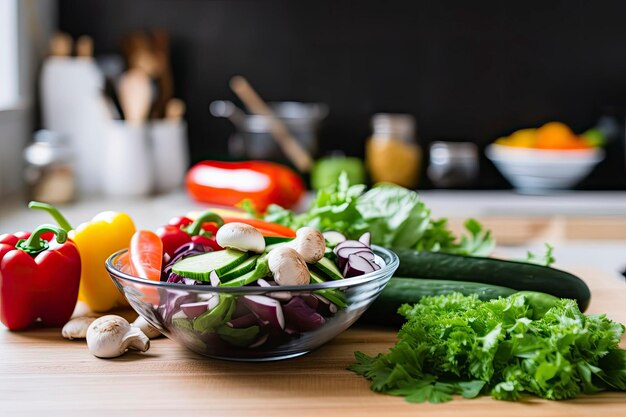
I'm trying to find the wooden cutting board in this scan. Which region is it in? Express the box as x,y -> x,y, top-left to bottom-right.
2,267 -> 625,417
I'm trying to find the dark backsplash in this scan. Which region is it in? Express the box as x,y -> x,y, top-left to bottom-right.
58,0 -> 626,189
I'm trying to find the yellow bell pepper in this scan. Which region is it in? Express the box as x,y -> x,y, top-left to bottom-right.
29,202 -> 136,312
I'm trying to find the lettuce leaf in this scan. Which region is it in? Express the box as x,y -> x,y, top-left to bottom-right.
251,173 -> 496,256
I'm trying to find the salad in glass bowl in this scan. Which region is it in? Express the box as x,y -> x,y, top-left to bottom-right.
106,217 -> 398,361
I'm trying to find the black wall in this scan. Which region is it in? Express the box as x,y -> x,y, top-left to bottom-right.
58,0 -> 626,189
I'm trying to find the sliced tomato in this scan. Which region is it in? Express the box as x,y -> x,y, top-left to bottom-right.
222,217 -> 296,237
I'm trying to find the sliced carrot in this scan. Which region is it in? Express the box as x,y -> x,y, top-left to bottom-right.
222,217 -> 296,237
128,230 -> 163,281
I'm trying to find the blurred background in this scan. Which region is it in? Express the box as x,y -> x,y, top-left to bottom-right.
2,0 -> 626,201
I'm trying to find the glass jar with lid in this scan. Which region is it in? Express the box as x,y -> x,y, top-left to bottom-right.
365,113 -> 422,188
23,130 -> 75,203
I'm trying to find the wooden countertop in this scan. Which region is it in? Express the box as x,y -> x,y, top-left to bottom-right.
2,266 -> 626,417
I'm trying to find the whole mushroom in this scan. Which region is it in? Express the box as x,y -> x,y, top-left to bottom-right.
62,316 -> 99,340
268,246 -> 310,286
216,222 -> 265,253
288,227 -> 326,263
86,315 -> 150,358
132,316 -> 162,339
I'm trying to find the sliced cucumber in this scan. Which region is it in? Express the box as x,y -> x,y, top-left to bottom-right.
220,256 -> 270,287
219,255 -> 259,282
314,257 -> 344,280
309,270 -> 326,284
263,236 -> 294,246
264,241 -> 289,253
310,270 -> 348,308
172,249 -> 248,281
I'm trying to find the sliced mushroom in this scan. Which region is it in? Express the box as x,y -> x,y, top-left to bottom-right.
86,315 -> 150,358
216,222 -> 265,253
132,316 -> 162,339
268,246 -> 310,286
62,316 -> 99,340
288,227 -> 326,263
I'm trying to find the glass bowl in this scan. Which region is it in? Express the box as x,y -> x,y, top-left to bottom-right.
105,245 -> 398,361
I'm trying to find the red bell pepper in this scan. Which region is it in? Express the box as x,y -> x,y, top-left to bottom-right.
157,211 -> 225,258
185,160 -> 305,211
0,224 -> 81,330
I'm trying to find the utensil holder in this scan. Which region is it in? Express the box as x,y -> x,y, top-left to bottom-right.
102,121 -> 153,196
149,120 -> 189,193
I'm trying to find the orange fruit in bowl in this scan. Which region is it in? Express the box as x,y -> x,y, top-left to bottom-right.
495,129 -> 536,148
508,128 -> 536,148
535,121 -> 579,149
557,137 -> 593,150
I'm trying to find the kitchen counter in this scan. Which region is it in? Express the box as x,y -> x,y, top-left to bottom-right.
1,265 -> 625,417
2,190 -> 626,416
3,190 -> 626,230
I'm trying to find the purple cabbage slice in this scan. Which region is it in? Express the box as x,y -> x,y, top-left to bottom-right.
227,313 -> 260,329
351,250 -> 375,261
161,292 -> 196,323
343,254 -> 377,278
243,295 -> 285,329
161,242 -> 210,281
301,294 -> 320,310
336,246 -> 374,270
358,232 -> 371,246
180,300 -> 214,319
283,297 -> 326,332
333,239 -> 368,254
366,257 -> 381,271
257,278 -> 292,301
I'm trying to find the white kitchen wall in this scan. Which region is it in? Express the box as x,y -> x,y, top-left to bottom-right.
0,0 -> 56,198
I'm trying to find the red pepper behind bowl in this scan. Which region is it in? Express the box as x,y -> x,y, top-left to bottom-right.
185,160 -> 305,211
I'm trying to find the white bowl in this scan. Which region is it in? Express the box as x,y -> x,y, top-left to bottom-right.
485,144 -> 605,193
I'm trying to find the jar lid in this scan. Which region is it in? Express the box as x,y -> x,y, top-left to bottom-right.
430,141 -> 478,162
24,130 -> 73,166
371,113 -> 416,140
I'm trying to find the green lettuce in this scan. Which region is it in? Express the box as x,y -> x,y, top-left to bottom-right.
350,293 -> 626,402
249,173 -> 495,256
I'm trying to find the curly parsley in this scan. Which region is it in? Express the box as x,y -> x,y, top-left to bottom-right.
350,293 -> 626,402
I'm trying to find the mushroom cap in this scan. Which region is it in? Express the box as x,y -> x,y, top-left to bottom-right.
268,246 -> 310,286
290,227 -> 326,263
216,222 -> 265,253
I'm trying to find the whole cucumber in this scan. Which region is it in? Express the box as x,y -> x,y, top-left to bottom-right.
360,277 -> 518,326
393,249 -> 591,311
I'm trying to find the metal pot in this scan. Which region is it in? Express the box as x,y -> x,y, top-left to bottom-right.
210,100 -> 328,159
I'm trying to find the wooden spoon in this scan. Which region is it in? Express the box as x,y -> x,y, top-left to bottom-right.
165,98 -> 185,121
229,75 -> 313,173
76,35 -> 93,58
118,68 -> 152,124
49,32 -> 72,57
